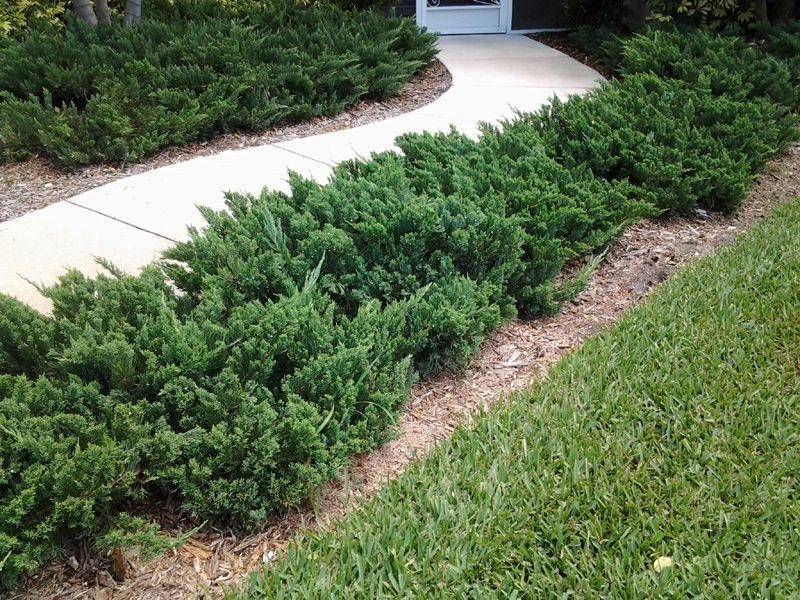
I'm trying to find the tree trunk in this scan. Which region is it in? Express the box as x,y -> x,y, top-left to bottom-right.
96,0 -> 111,25
753,0 -> 769,23
622,0 -> 650,30
72,0 -> 98,26
123,0 -> 142,26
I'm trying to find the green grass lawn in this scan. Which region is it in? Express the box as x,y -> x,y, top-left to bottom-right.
242,199 -> 800,598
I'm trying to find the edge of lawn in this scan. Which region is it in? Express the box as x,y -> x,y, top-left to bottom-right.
238,197 -> 800,598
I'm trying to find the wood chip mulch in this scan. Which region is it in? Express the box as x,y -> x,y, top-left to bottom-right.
531,32 -> 616,79
0,60 -> 452,223
9,141 -> 799,600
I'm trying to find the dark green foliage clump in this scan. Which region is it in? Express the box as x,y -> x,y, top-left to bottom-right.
0,295 -> 53,375
534,28 -> 800,215
530,73 -> 797,213
0,374 -> 142,590
758,21 -> 800,92
1,28 -> 799,590
164,125 -> 646,374
569,25 -> 800,93
0,266 -> 416,589
617,28 -> 800,109
0,0 -> 436,168
563,0 -> 623,26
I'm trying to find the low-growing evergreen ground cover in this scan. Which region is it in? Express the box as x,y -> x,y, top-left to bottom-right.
1,27 -> 799,590
241,197 -> 800,599
569,21 -> 800,93
0,0 -> 437,168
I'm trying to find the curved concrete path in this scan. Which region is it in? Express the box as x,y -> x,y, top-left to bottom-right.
0,34 -> 603,312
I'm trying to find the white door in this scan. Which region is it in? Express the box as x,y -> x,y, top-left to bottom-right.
416,0 -> 510,35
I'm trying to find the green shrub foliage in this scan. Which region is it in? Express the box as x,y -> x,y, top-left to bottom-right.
163,127 -> 647,373
0,0 -> 436,168
530,73 -> 797,213
648,0 -> 799,28
1,28 -> 799,589
648,0 -> 758,27
0,295 -> 54,375
0,0 -> 66,36
618,28 -> 800,108
568,25 -> 626,71
530,29 -> 799,214
759,21 -> 800,93
0,267 -> 417,589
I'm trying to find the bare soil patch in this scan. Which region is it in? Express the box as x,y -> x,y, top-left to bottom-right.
0,60 -> 451,223
8,145 -> 799,600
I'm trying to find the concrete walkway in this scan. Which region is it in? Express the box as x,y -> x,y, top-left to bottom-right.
0,35 -> 603,312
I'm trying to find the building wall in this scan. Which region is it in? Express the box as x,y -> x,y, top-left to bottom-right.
511,0 -> 564,29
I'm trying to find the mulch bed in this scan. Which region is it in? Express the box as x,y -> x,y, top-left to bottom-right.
11,141 -> 800,600
0,60 -> 451,223
531,32 -> 615,79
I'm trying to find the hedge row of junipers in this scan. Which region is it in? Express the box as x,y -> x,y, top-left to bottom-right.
0,0 -> 437,168
243,195 -> 800,599
1,28 -> 798,589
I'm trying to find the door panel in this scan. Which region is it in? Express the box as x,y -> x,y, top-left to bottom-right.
417,0 -> 508,34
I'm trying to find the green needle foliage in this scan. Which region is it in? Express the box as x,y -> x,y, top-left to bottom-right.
1,271 -> 419,589
617,28 -> 800,108
532,72 -> 796,213
242,198 -> 800,599
759,21 -> 800,93
1,27 -> 799,590
0,0 -> 436,168
533,28 -> 799,213
163,125 -> 648,375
